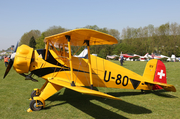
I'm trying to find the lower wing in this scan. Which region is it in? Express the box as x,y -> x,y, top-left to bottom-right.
49,77 -> 122,100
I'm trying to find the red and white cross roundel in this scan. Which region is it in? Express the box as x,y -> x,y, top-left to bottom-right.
157,70 -> 165,79
153,60 -> 167,85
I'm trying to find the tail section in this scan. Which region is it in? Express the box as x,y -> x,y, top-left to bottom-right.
143,59 -> 176,92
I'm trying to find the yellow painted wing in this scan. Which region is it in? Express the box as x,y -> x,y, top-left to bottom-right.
48,77 -> 121,100
44,29 -> 118,46
145,80 -> 176,92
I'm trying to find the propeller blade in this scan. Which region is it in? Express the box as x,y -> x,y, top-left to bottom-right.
3,42 -> 19,79
14,42 -> 19,52
3,59 -> 14,78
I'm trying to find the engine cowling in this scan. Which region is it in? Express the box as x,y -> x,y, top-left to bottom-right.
13,45 -> 33,74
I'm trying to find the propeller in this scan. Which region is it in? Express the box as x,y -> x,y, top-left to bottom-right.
3,42 -> 18,79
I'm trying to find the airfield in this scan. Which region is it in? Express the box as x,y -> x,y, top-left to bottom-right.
0,60 -> 179,119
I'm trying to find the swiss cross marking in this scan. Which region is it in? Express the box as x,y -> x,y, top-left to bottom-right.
157,70 -> 165,79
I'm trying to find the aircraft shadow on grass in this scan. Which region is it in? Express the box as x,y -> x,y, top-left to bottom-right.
151,90 -> 178,98
107,90 -> 178,98
44,88 -> 154,119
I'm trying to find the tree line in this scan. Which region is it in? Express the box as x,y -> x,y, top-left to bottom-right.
19,22 -> 180,59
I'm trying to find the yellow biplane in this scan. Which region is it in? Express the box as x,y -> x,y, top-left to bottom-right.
3,29 -> 176,112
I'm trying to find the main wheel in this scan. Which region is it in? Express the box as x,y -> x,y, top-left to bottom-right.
31,90 -> 40,99
30,99 -> 43,111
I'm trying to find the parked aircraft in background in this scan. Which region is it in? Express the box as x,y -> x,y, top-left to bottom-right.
170,54 -> 180,62
106,54 -> 140,61
106,55 -> 119,60
138,53 -> 149,61
74,48 -> 88,58
106,52 -> 179,62
146,53 -> 169,61
122,54 -> 140,61
0,52 -> 6,55
121,53 -> 149,61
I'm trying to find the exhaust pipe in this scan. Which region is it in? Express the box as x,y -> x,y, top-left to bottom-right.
20,73 -> 38,82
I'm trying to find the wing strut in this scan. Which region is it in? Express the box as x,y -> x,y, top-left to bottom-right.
66,35 -> 75,86
84,40 -> 93,89
45,41 -> 49,60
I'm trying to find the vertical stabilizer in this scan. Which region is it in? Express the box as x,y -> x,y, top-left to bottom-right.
143,59 -> 167,90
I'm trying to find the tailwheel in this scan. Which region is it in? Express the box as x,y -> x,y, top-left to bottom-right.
30,99 -> 43,111
31,89 -> 40,99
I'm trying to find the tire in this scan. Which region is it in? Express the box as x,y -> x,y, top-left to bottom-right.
31,90 -> 39,99
30,99 -> 43,111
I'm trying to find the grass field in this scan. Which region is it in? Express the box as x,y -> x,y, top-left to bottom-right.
0,60 -> 179,119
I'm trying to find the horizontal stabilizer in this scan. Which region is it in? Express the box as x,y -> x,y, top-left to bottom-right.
145,80 -> 176,92
49,78 -> 121,100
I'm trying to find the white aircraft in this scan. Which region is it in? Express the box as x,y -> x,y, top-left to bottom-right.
139,53 -> 149,61
106,55 -> 119,60
146,53 -> 169,61
74,48 -> 88,58
0,52 -> 6,55
170,54 -> 179,62
122,53 -> 149,61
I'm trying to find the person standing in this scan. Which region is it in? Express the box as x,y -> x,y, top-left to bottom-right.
120,54 -> 124,66
151,53 -> 154,59
4,56 -> 9,67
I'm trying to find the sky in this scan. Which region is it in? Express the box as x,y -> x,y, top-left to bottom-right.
0,0 -> 180,50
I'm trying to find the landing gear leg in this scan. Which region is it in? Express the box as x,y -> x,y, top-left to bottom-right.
27,82 -> 63,112
30,81 -> 48,100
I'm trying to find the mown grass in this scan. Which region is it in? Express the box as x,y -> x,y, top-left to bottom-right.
0,60 -> 179,119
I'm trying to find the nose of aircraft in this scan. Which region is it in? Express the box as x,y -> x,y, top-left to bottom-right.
12,44 -> 33,74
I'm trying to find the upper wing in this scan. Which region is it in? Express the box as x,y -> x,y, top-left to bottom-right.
48,77 -> 121,100
44,29 -> 118,46
145,80 -> 176,92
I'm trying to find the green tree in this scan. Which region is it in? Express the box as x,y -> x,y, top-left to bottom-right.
98,48 -> 106,58
36,26 -> 68,49
29,36 -> 36,49
36,33 -> 45,49
44,26 -> 68,36
84,25 -> 99,30
108,29 -> 120,40
19,30 -> 41,46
